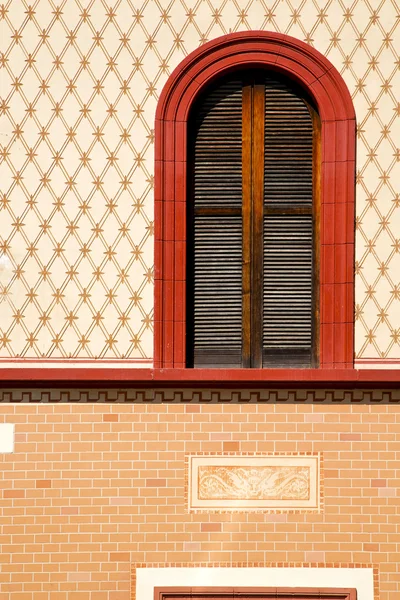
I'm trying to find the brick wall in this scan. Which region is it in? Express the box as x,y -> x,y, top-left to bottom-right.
1,402 -> 399,599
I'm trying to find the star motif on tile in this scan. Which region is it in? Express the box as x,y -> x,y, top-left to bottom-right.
391,330 -> 400,343
0,333 -> 11,347
13,310 -> 24,324
79,335 -> 90,348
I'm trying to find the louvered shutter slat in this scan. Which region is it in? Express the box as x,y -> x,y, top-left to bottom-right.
193,216 -> 242,367
194,81 -> 243,207
263,77 -> 315,368
192,79 -> 243,368
264,81 -> 313,206
263,214 -> 313,367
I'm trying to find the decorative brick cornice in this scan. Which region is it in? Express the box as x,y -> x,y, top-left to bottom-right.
0,385 -> 399,402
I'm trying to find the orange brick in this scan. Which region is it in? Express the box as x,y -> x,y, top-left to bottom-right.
325,470 -> 339,478
67,573 -> 91,582
364,543 -> 379,551
223,441 -> 239,451
61,507 -> 79,515
104,414 -> 119,422
4,490 -> 25,499
146,479 -> 166,487
201,523 -> 222,532
371,479 -> 386,487
340,433 -> 362,441
110,552 -> 130,561
36,480 -> 51,488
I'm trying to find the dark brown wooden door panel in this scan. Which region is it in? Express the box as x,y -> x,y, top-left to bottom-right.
154,587 -> 357,600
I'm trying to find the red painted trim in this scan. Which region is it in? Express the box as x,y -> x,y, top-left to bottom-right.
0,367 -> 398,388
154,31 -> 356,370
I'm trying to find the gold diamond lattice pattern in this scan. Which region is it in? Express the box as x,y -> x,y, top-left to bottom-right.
0,0 -> 400,361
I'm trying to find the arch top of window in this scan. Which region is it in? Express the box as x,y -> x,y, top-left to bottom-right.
154,31 -> 356,372
155,31 -> 355,125
187,67 -> 319,123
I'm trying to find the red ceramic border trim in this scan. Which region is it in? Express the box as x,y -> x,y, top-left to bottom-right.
154,31 -> 356,371
0,367 -> 399,388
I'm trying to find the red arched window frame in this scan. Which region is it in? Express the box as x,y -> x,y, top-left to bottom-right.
154,31 -> 356,370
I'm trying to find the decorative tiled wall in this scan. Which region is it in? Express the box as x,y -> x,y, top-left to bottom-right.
1,0 -> 400,361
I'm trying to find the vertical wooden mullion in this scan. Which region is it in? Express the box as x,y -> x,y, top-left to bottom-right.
242,84 -> 252,368
251,84 -> 265,368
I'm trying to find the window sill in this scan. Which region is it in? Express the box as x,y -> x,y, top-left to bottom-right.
0,367 -> 398,388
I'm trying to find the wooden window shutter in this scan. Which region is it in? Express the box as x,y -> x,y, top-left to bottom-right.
188,79 -> 243,368
187,72 -> 319,369
262,76 -> 318,368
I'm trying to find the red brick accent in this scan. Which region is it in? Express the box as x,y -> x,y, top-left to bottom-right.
371,479 -> 386,487
36,480 -> 51,488
104,413 -> 119,422
154,31 -> 356,370
223,442 -> 240,451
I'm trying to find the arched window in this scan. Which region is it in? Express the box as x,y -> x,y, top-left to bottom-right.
154,32 -> 356,371
187,71 -> 320,368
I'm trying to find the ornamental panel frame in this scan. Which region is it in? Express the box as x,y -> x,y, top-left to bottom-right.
186,453 -> 322,513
